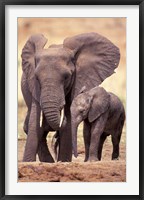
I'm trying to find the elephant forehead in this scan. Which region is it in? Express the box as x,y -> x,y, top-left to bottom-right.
73,95 -> 86,106
36,48 -> 72,62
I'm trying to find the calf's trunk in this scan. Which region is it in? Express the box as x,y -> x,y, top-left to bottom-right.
71,120 -> 79,158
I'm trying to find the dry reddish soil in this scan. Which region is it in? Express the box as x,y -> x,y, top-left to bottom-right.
18,138 -> 126,182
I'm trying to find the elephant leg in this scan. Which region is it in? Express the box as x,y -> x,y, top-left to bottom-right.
23,99 -> 40,162
112,113 -> 125,160
21,73 -> 32,135
37,131 -> 54,163
111,115 -> 124,160
58,103 -> 72,162
23,111 -> 30,134
111,127 -> 123,160
89,114 -> 108,162
83,119 -> 91,162
111,134 -> 120,160
37,115 -> 54,163
98,133 -> 107,161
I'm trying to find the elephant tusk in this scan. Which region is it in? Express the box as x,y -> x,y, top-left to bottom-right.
40,111 -> 43,127
59,108 -> 64,128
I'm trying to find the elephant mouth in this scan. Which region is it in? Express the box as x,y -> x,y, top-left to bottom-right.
40,107 -> 64,130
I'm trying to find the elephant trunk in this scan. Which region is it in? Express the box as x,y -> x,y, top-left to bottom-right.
43,104 -> 60,130
71,118 -> 79,158
41,89 -> 64,131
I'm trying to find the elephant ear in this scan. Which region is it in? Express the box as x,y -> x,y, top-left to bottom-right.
21,34 -> 47,102
88,87 -> 110,123
63,32 -> 120,98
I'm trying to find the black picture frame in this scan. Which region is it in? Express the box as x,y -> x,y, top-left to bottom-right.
0,0 -> 143,199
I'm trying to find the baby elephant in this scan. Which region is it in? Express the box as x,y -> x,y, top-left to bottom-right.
70,86 -> 125,162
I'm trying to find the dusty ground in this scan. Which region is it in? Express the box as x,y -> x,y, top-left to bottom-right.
18,160 -> 126,182
18,129 -> 126,182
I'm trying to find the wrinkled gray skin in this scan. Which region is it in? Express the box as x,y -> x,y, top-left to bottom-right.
21,32 -> 120,162
70,87 -> 125,162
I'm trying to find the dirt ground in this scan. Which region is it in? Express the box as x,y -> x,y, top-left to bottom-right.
18,131 -> 126,182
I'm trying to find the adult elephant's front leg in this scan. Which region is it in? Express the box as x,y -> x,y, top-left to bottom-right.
37,116 -> 54,162
37,131 -> 54,163
23,99 -> 40,162
57,105 -> 72,162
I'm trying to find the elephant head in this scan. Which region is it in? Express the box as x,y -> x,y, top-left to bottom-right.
22,34 -> 75,130
70,87 -> 110,157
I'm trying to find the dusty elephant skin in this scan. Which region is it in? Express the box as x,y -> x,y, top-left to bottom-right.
70,86 -> 125,162
21,32 -> 120,162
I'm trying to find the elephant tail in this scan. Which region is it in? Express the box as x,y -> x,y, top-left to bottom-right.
51,131 -> 60,161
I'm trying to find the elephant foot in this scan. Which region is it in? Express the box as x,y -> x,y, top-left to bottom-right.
40,158 -> 55,163
84,158 -> 88,162
112,157 -> 119,160
112,152 -> 119,160
23,149 -> 37,162
88,156 -> 100,162
38,154 -> 55,163
23,156 -> 36,162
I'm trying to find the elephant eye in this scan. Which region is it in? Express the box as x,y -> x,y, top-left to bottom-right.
64,74 -> 68,80
70,56 -> 75,65
35,74 -> 39,81
79,107 -> 84,113
65,74 -> 70,82
64,71 -> 71,81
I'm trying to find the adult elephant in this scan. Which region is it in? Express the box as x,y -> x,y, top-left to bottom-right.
21,32 -> 120,162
